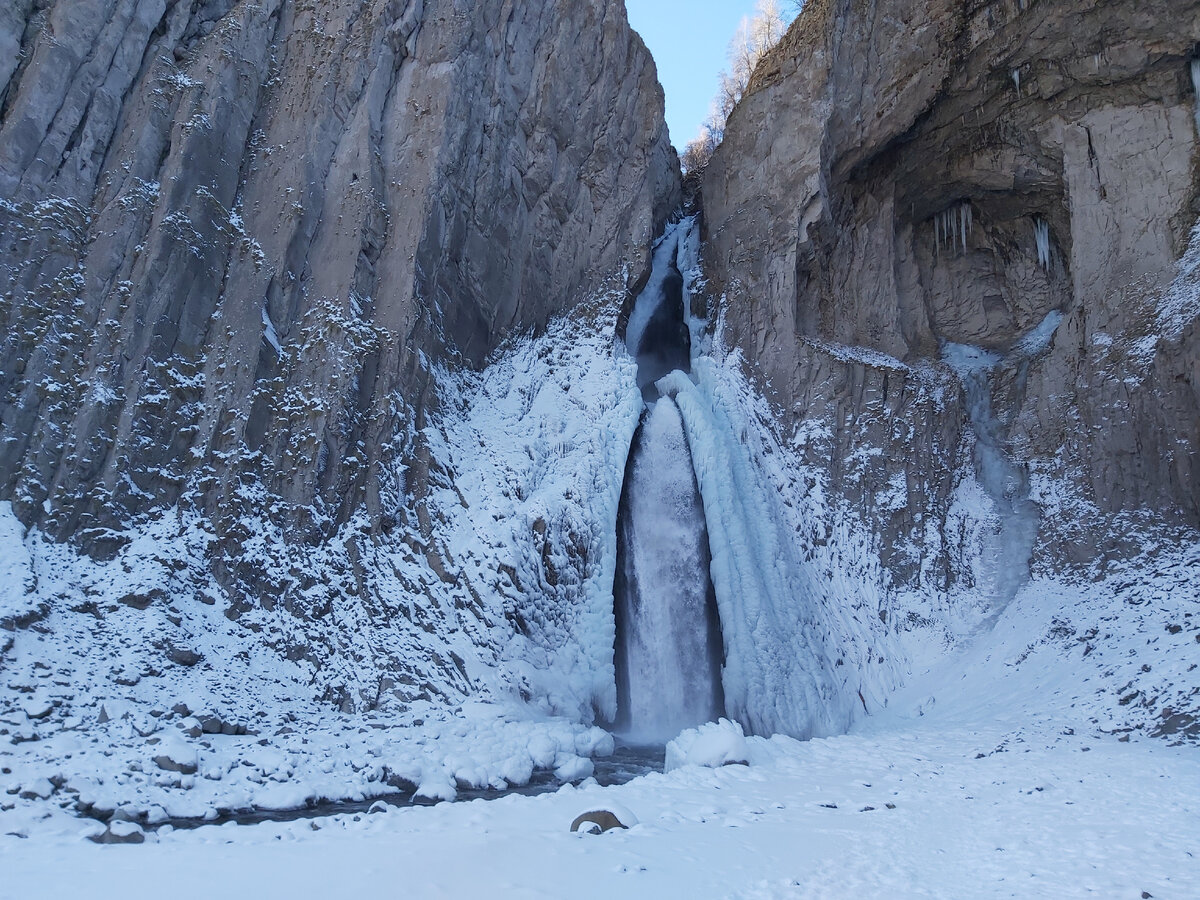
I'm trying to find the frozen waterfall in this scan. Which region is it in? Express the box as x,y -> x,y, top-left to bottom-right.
613,399 -> 724,742
613,217 -> 725,742
943,311 -> 1061,609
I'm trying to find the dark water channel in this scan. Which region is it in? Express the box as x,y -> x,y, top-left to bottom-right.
102,744 -> 665,832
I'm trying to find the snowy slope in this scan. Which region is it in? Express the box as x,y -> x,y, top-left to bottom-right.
2,543 -> 1197,898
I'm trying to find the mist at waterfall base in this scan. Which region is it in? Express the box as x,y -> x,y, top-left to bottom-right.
613,222 -> 725,744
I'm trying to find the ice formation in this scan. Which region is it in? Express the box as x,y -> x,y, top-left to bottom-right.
1034,217 -> 1051,269
613,399 -> 723,743
615,216 -> 723,742
942,310 -> 1062,609
1192,59 -> 1200,132
934,201 -> 972,256
1011,68 -> 1021,97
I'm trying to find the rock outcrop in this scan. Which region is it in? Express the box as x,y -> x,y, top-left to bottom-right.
702,0 -> 1200,591
0,0 -> 679,549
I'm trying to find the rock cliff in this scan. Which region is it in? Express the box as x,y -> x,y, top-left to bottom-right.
702,0 -> 1200,595
0,0 -> 679,548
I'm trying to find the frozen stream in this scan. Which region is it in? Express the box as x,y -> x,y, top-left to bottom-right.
95,746 -> 666,833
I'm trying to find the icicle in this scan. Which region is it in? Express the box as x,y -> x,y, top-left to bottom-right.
1011,68 -> 1021,98
1034,218 -> 1050,269
932,202 -> 972,261
1190,59 -> 1200,133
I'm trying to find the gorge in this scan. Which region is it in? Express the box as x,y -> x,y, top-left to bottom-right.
0,0 -> 1198,892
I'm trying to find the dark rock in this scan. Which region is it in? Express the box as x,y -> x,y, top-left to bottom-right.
570,810 -> 629,834
166,647 -> 202,667
117,590 -> 165,611
153,754 -> 198,775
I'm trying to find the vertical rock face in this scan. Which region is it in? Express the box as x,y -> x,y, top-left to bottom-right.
0,0 -> 680,545
702,0 -> 1200,583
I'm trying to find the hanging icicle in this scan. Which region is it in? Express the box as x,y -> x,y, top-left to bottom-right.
1034,218 -> 1050,269
933,201 -> 973,260
1011,68 -> 1021,98
1190,59 -> 1200,133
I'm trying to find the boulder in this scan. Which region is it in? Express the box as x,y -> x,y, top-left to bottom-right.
90,821 -> 146,844
570,805 -> 638,835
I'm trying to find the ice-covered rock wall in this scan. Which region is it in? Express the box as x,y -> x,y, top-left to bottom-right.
0,0 -> 680,550
702,0 -> 1200,593
0,0 -> 680,719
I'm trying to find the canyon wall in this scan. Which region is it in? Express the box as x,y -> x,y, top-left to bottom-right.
0,0 -> 680,550
702,0 -> 1200,593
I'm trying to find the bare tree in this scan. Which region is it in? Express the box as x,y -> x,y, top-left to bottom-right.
678,0 -> 795,173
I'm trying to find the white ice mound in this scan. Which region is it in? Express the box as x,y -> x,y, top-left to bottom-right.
664,719 -> 749,773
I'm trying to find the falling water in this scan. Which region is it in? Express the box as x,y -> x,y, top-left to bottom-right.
612,217 -> 724,741
613,399 -> 724,742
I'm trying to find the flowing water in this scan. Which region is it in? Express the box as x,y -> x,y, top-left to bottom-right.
98,746 -> 666,832
613,219 -> 725,743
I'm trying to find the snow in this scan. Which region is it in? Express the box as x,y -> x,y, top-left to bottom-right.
2,542 -> 1197,896
260,305 -> 282,356
0,289 -> 644,831
665,720 -> 749,772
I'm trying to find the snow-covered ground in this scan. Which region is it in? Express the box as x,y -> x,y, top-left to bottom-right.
3,538 -> 1197,898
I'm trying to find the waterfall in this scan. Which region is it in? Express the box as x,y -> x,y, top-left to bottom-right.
614,399 -> 724,742
612,216 -> 725,741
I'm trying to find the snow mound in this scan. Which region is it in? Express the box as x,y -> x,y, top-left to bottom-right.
665,719 -> 749,772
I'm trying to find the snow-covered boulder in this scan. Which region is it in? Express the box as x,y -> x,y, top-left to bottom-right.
570,803 -> 638,834
553,754 -> 594,783
90,821 -> 146,844
151,734 -> 199,775
664,719 -> 749,773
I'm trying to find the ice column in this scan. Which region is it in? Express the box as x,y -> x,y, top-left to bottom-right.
1034,218 -> 1050,269
1191,59 -> 1200,133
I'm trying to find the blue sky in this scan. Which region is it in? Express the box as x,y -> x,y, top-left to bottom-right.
625,0 -> 766,148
